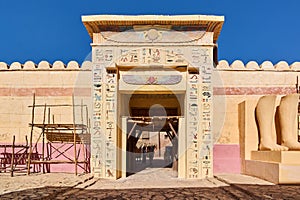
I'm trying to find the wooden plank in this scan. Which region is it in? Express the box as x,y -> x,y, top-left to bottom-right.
0,145 -> 28,148
11,135 -> 15,177
29,160 -> 88,164
29,123 -> 87,130
45,133 -> 90,143
72,94 -> 78,176
27,93 -> 35,175
127,123 -> 137,139
128,116 -> 181,119
42,104 -> 46,174
168,122 -> 178,137
29,104 -> 88,108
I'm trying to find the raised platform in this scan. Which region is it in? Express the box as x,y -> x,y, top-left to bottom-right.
244,151 -> 300,184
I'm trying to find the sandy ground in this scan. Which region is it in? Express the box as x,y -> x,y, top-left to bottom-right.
2,169 -> 300,199
0,159 -> 273,196
0,173 -> 93,195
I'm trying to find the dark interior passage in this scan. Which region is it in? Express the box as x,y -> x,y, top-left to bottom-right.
121,93 -> 183,176
126,116 -> 179,176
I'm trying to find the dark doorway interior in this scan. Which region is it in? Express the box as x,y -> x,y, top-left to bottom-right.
126,117 -> 179,176
122,93 -> 183,177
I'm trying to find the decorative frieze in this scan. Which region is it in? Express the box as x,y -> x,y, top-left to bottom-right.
122,75 -> 182,85
116,48 -> 188,66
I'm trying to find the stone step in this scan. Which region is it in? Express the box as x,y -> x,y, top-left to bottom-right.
245,159 -> 300,184
251,151 -> 300,164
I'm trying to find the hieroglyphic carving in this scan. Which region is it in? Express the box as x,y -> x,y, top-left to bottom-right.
141,48 -> 162,64
117,48 -> 187,66
94,48 -> 114,64
191,48 -> 201,64
92,59 -> 105,176
166,49 -> 185,64
104,49 -> 114,62
92,47 -> 116,177
200,48 -> 212,84
92,44 -> 213,179
120,49 -> 139,64
186,46 -> 213,178
186,74 -> 200,178
95,49 -> 105,63
200,87 -> 213,177
104,72 -> 117,177
198,47 -> 213,178
92,139 -> 103,175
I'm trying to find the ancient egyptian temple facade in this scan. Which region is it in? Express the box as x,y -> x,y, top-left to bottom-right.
82,15 -> 224,179
2,14 -> 300,183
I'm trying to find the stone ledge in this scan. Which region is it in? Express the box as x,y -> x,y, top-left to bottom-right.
251,151 -> 300,164
245,159 -> 300,184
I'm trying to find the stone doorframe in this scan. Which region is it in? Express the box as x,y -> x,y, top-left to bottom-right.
82,15 -> 224,179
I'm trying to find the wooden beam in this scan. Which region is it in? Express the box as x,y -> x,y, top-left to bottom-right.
42,104 -> 47,173
158,132 -> 161,157
168,122 -> 178,138
10,135 -> 15,177
165,131 -> 173,142
27,93 -> 35,175
72,94 -> 78,175
127,123 -> 137,139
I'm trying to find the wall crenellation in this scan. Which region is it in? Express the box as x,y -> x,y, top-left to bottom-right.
0,60 -> 92,71
216,60 -> 300,71
3,60 -> 300,71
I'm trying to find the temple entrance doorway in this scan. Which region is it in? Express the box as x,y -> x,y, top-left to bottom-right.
120,93 -> 185,177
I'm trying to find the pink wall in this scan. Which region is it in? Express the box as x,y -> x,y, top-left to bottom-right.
2,142 -> 240,174
213,144 -> 241,174
0,143 -> 90,174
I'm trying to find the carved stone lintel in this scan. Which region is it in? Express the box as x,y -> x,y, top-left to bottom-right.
123,75 -> 182,85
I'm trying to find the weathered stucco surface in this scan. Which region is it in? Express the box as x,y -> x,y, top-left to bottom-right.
0,61 -> 92,143
213,60 -> 300,145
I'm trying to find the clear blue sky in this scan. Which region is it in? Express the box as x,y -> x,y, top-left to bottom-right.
0,0 -> 299,65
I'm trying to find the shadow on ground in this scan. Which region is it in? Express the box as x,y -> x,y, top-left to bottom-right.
1,184 -> 300,199
126,158 -> 173,177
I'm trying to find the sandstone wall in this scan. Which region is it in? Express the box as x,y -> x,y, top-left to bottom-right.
0,61 -> 92,143
1,59 -> 300,151
213,60 -> 300,145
